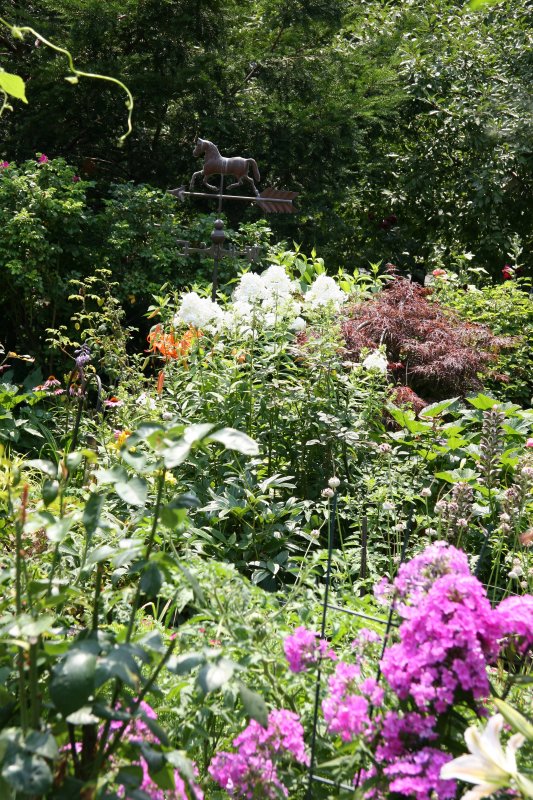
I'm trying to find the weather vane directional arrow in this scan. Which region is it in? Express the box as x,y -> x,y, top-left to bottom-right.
169,137 -> 298,214
168,138 -> 298,300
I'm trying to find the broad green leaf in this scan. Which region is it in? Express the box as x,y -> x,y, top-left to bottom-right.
167,652 -> 205,675
46,516 -> 74,543
419,398 -> 460,418
115,477 -> 147,507
2,752 -> 52,794
163,441 -> 191,468
42,479 -> 59,506
208,428 -> 259,455
239,684 -> 268,728
50,650 -> 97,717
25,731 -> 59,760
0,71 -> 28,103
96,464 -> 128,485
140,562 -> 163,596
197,658 -> 235,693
95,645 -> 140,689
25,459 -> 57,478
466,394 -> 499,410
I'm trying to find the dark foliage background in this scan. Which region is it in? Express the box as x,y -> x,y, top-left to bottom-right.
1,0 -> 532,277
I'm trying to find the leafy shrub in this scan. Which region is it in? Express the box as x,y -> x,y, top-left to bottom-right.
342,278 -> 514,402
433,276 -> 533,405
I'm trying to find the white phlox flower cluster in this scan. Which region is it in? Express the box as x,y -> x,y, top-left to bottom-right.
175,264 -> 349,337
303,274 -> 347,310
174,291 -> 224,331
362,349 -> 388,373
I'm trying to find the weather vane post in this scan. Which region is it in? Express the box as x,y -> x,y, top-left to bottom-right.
169,138 -> 298,301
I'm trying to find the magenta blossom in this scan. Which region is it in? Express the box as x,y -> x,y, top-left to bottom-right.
283,626 -> 336,673
526,438 -> 533,448
209,709 -> 308,798
72,174 -> 80,182
322,662 -> 374,741
37,153 -> 49,164
494,594 -> 533,655
0,161 -> 9,168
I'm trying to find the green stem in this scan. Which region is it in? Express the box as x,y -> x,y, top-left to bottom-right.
125,468 -> 166,642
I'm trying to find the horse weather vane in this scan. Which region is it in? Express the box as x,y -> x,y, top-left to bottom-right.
169,138 -> 298,300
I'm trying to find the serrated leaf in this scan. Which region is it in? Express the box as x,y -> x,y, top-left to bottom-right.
466,394 -> 499,410
419,398 -> 460,418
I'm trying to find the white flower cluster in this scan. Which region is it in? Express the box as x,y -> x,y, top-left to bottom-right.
303,274 -> 347,310
174,264 -> 349,336
174,291 -> 223,331
362,349 -> 388,373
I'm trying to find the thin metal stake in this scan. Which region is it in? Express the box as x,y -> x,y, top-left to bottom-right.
306,493 -> 337,800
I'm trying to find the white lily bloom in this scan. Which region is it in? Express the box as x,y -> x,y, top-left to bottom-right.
440,714 -> 527,800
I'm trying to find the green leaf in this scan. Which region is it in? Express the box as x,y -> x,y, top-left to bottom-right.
95,645 -> 140,689
25,459 -> 57,478
46,517 -> 74,543
197,658 -> 235,694
167,652 -> 205,675
208,428 -> 259,455
466,394 -> 499,410
493,699 -> 533,741
162,442 -> 191,469
25,731 -> 59,760
82,492 -> 105,536
66,451 -> 83,472
115,477 -> 148,507
2,752 -> 52,794
50,650 -> 97,717
140,562 -> 163,596
95,464 -> 128,485
239,684 -> 268,728
0,71 -> 28,103
419,398 -> 460,418
42,479 -> 59,506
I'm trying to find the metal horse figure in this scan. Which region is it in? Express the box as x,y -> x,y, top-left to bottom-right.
190,138 -> 261,197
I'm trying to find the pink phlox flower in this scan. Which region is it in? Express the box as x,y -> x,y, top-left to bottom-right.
0,161 -> 9,168
37,153 -> 49,163
376,711 -> 437,762
384,748 -> 456,799
322,662 -> 373,741
359,677 -> 384,706
494,594 -> 533,655
283,626 -> 335,673
526,438 -> 533,448
209,709 -> 308,798
381,571 -> 500,712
